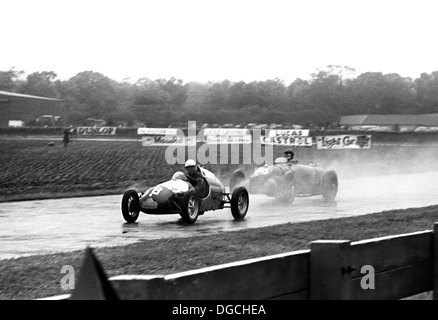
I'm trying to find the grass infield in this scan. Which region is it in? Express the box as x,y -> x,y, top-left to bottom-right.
2,138 -> 438,202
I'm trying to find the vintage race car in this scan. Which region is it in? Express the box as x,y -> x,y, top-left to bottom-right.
121,167 -> 249,224
229,157 -> 338,204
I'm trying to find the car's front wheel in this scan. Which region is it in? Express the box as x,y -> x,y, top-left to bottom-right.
231,186 -> 249,220
278,172 -> 296,204
180,190 -> 201,224
121,189 -> 140,223
322,171 -> 338,202
278,184 -> 296,204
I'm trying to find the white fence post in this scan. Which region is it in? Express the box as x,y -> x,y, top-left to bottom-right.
434,223 -> 438,300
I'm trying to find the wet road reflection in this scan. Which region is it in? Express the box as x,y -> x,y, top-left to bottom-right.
1,171 -> 438,259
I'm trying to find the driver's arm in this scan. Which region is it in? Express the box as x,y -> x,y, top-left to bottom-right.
186,174 -> 199,185
190,172 -> 204,186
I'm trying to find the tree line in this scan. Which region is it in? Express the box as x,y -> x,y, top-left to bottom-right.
1,65 -> 437,127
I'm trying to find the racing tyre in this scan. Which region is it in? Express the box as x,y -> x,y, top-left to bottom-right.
231,186 -> 249,220
322,171 -> 338,202
279,172 -> 296,204
180,190 -> 201,224
230,170 -> 246,192
121,189 -> 140,223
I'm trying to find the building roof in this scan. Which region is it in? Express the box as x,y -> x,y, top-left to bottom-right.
338,115 -> 369,126
364,115 -> 417,125
339,114 -> 438,127
0,90 -> 62,102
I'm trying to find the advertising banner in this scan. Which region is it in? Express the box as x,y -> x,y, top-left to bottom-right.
260,135 -> 313,147
138,127 -> 195,146
137,128 -> 179,136
204,128 -> 250,136
141,135 -> 196,146
316,135 -> 372,149
205,135 -> 252,144
203,128 -> 252,144
268,129 -> 310,137
8,120 -> 24,127
77,127 -> 117,135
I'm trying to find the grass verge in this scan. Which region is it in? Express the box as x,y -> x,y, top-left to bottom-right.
1,205 -> 438,300
2,138 -> 438,203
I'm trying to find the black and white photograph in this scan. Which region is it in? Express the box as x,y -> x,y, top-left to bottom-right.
1,0 -> 438,306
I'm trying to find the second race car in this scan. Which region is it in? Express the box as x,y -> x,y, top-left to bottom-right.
229,157 -> 338,204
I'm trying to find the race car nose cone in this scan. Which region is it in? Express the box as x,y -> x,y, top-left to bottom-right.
140,185 -> 173,208
149,185 -> 173,204
141,196 -> 158,209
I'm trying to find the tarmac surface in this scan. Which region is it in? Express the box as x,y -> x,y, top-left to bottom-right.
1,171 -> 438,260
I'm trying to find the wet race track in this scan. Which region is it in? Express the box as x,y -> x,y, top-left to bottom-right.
1,171 -> 438,259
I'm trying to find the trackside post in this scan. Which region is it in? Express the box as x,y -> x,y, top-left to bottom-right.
310,240 -> 352,300
434,223 -> 438,300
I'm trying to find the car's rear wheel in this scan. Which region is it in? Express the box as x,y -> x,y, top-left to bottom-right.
231,186 -> 249,220
180,190 -> 200,224
121,189 -> 140,223
322,171 -> 338,202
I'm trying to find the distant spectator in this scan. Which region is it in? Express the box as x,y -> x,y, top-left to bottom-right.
63,128 -> 71,147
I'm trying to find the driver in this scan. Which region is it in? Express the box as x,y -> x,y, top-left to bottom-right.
184,159 -> 205,193
284,149 -> 295,164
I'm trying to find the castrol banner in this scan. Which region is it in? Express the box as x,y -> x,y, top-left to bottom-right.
260,135 -> 313,147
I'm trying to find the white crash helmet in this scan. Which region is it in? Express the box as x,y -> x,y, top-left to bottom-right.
185,159 -> 197,167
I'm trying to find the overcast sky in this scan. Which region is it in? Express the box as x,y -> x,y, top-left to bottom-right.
1,0 -> 437,84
